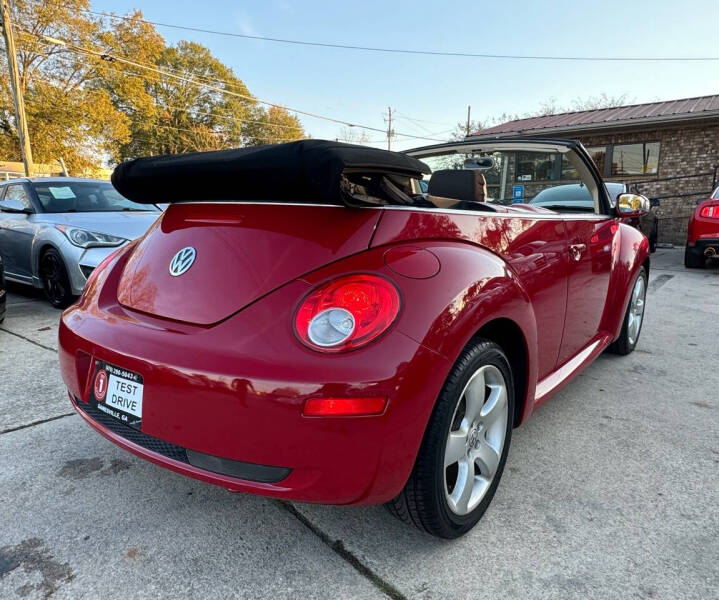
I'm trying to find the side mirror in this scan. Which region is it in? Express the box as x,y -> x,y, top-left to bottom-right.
616,193 -> 649,217
0,204 -> 33,215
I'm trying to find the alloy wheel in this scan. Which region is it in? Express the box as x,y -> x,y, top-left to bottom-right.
627,275 -> 646,346
40,253 -> 67,306
444,364 -> 509,516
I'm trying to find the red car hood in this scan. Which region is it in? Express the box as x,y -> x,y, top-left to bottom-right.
117,203 -> 380,325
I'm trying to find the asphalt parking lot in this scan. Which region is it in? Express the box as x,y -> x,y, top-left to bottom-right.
1,248 -> 717,600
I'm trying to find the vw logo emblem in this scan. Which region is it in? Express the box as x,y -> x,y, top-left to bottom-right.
169,247 -> 196,277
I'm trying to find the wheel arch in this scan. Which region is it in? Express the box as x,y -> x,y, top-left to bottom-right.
389,242 -> 540,428
35,242 -> 62,280
602,223 -> 651,340
470,317 -> 529,427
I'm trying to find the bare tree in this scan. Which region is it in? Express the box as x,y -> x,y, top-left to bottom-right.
449,119 -> 486,141
336,126 -> 371,144
534,93 -> 632,116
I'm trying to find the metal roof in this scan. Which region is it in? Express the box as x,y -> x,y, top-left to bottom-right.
475,94 -> 719,137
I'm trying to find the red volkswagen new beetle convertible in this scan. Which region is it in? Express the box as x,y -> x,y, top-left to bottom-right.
59,139 -> 650,538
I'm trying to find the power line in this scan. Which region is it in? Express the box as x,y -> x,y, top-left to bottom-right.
393,115 -> 454,138
393,112 -> 455,127
26,56 -> 307,145
50,54 -> 305,132
26,0 -> 719,62
21,29 -> 447,143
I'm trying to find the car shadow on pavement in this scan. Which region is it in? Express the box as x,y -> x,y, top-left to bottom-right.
6,281 -> 48,304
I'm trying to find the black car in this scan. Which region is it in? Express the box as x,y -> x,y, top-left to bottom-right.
0,255 -> 6,324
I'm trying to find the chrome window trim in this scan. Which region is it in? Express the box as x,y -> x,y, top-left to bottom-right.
170,201 -> 614,221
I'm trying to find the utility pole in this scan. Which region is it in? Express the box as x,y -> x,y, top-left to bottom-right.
0,0 -> 33,176
466,105 -> 471,137
385,107 -> 394,151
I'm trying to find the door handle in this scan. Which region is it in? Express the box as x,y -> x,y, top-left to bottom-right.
569,243 -> 587,261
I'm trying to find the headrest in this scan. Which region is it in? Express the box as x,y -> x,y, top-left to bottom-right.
427,170 -> 487,203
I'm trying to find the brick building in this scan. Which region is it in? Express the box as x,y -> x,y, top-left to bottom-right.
471,95 -> 719,244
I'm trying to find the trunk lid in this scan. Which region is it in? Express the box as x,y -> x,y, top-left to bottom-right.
117,203 -> 380,325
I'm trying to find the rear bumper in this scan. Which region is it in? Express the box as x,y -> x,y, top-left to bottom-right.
71,395 -> 295,491
59,280 -> 450,505
687,238 -> 719,257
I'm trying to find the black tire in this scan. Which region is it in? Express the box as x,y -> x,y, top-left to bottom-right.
387,338 -> 514,538
39,248 -> 74,308
684,245 -> 705,269
608,266 -> 647,355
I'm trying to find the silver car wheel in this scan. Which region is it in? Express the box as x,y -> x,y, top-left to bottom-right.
444,364 -> 509,516
627,275 -> 646,346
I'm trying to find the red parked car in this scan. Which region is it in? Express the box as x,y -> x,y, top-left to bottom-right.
685,187 -> 719,268
59,139 -> 650,538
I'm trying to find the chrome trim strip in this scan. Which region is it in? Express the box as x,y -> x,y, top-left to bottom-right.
169,201 -> 344,208
168,201 -> 614,221
534,335 -> 613,402
407,141 -> 572,158
378,205 -> 613,220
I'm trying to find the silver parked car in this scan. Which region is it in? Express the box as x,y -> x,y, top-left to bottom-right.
0,177 -> 160,308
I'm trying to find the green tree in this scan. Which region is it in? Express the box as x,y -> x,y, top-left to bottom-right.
1,2 -> 306,173
244,105 -> 305,146
0,0 -> 131,173
113,40 -> 255,157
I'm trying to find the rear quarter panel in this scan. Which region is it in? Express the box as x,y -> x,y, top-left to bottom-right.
368,209 -> 574,424
601,222 -> 650,339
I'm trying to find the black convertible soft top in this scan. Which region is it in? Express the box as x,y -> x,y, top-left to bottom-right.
111,139 -> 431,206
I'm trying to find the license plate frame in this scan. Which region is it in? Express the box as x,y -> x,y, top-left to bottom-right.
90,360 -> 144,430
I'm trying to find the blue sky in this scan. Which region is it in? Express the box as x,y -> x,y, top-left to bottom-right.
93,0 -> 719,150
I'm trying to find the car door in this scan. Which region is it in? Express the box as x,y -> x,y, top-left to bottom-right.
0,183 -> 37,281
556,214 -> 615,365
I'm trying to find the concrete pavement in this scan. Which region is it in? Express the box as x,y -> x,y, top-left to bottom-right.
1,249 -> 717,599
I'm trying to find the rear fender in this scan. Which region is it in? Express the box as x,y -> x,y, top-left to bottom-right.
602,222 -> 650,340
300,241 -> 538,426
389,242 -> 538,425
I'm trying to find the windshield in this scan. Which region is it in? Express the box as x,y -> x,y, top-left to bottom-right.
32,181 -> 158,213
408,141 -> 603,214
529,184 -> 594,212
604,182 -> 624,206
418,151 -> 507,204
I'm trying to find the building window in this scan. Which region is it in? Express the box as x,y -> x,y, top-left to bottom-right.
515,152 -> 558,182
585,146 -> 607,175
611,142 -> 660,176
560,155 -> 580,180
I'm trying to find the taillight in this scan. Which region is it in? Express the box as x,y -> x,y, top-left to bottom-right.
700,205 -> 719,218
294,274 -> 401,352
